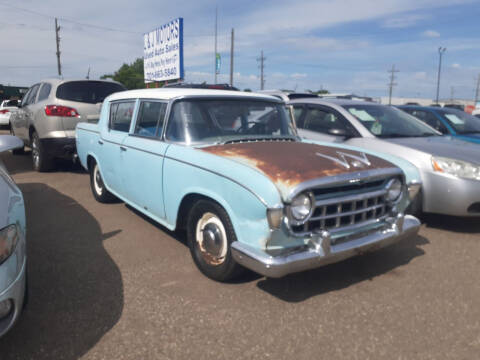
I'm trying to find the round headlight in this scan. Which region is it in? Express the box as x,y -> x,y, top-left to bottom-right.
290,192 -> 314,223
386,178 -> 402,202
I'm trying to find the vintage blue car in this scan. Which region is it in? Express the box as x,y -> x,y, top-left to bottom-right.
76,89 -> 420,281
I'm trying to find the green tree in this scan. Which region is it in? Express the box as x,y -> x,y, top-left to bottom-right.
101,58 -> 147,90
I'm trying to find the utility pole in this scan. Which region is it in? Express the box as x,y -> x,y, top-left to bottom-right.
55,18 -> 62,76
450,86 -> 454,102
86,66 -> 90,80
229,28 -> 234,86
435,47 -> 446,104
257,50 -> 266,90
387,64 -> 399,105
214,6 -> 218,84
474,74 -> 480,106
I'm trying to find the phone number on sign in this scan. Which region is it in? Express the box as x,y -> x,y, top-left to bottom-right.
148,67 -> 178,79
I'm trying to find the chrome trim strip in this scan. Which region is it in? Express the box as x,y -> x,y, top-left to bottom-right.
97,137 -> 268,206
76,126 -> 99,134
314,188 -> 387,207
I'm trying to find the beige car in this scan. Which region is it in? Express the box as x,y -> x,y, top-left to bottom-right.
10,79 -> 125,171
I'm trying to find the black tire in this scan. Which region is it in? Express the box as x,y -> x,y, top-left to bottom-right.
89,161 -> 117,203
406,190 -> 423,219
31,131 -> 54,171
187,200 -> 244,282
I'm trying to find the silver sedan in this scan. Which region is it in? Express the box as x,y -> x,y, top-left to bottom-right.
0,135 -> 27,337
289,98 -> 480,217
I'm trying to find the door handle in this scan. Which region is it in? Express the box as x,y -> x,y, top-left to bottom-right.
98,140 -> 103,145
120,146 -> 127,152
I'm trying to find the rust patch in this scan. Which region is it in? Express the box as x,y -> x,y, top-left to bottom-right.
201,141 -> 395,194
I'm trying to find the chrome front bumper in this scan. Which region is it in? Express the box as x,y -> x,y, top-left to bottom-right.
231,214 -> 421,278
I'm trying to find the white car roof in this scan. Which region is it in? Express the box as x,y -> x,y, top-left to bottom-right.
107,88 -> 282,102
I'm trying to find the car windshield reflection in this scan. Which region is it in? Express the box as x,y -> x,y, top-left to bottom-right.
165,99 -> 297,144
343,104 -> 440,138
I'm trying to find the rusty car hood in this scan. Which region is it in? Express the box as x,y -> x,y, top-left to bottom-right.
201,141 -> 395,198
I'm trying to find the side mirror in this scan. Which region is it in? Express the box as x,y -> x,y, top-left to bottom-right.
327,128 -> 347,137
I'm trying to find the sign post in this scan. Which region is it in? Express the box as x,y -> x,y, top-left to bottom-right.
144,18 -> 184,83
215,53 -> 221,75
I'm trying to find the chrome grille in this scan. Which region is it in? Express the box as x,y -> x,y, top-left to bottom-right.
291,183 -> 393,235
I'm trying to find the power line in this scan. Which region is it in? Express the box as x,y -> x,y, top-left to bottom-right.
230,28 -> 234,86
0,2 -> 139,34
387,64 -> 399,105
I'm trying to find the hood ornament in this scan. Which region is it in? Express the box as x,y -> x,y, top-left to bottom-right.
315,151 -> 371,169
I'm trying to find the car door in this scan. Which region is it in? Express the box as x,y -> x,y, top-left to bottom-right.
22,83 -> 41,141
12,85 -> 39,141
99,100 -> 137,196
121,100 -> 169,219
10,88 -> 30,139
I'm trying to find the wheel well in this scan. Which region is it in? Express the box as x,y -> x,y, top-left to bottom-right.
28,126 -> 35,138
176,193 -> 222,230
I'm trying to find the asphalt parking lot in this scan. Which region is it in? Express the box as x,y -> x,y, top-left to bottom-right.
0,136 -> 479,359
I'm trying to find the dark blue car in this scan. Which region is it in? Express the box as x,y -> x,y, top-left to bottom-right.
398,105 -> 480,144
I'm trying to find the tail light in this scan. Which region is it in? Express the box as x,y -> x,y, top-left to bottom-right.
44,105 -> 80,117
0,109 -> 10,114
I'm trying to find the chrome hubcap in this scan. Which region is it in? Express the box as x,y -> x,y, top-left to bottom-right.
195,212 -> 227,266
93,166 -> 103,195
32,138 -> 39,167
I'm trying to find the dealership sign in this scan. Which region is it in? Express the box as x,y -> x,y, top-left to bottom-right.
144,18 -> 184,82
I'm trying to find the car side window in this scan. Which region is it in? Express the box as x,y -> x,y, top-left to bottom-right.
409,110 -> 448,134
110,101 -> 135,132
292,106 -> 305,127
37,83 -> 52,102
303,107 -> 349,133
24,84 -> 40,106
134,101 -> 167,138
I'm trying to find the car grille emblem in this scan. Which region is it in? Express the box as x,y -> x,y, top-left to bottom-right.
315,151 -> 371,169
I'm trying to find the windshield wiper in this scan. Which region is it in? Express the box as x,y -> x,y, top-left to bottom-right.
411,132 -> 439,137
377,133 -> 411,138
459,131 -> 480,135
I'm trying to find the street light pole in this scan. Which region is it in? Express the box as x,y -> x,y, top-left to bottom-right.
435,47 -> 446,104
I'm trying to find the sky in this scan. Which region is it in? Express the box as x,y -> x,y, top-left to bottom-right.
0,0 -> 479,100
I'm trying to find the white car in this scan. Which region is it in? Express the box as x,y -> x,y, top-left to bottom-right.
0,100 -> 20,127
472,108 -> 480,118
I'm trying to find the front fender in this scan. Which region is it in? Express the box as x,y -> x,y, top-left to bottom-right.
162,147 -> 282,249
172,186 -> 272,249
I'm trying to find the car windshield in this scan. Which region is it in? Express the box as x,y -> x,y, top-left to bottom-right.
343,104 -> 439,138
56,81 -> 126,104
436,109 -> 480,134
165,99 -> 297,144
